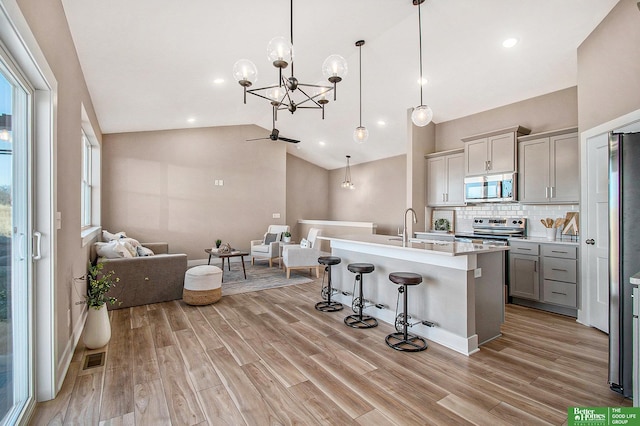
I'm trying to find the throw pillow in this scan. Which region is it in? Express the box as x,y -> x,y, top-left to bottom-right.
137,246 -> 155,257
264,233 -> 278,245
118,240 -> 137,257
95,240 -> 127,259
102,230 -> 127,242
300,238 -> 309,248
121,237 -> 141,248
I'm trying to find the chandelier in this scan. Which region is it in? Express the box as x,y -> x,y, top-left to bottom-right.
232,0 -> 347,120
411,0 -> 433,127
341,155 -> 355,189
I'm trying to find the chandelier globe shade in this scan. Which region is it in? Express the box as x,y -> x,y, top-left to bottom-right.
232,59 -> 258,87
267,36 -> 293,68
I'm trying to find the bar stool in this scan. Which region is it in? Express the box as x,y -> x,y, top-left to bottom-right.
344,263 -> 378,328
385,272 -> 427,352
316,256 -> 343,312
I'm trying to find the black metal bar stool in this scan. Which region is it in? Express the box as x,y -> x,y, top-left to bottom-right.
344,263 -> 378,328
315,256 -> 343,312
385,272 -> 427,352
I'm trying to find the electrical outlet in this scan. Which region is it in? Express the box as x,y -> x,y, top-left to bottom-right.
474,268 -> 482,278
272,213 -> 281,219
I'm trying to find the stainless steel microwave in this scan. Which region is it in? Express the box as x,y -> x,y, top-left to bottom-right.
463,173 -> 516,203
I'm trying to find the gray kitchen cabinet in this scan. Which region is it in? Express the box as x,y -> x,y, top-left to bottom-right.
541,244 -> 578,308
508,240 -> 579,316
518,128 -> 579,204
509,242 -> 540,300
462,125 -> 531,177
426,149 -> 465,206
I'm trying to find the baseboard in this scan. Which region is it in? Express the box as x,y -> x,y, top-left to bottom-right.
56,308 -> 87,393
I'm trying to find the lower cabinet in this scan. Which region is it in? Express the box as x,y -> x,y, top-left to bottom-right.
509,240 -> 578,316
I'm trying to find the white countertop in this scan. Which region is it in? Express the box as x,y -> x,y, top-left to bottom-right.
509,236 -> 580,246
319,234 -> 509,257
631,272 -> 640,285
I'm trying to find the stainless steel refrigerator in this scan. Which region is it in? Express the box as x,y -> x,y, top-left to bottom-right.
609,131 -> 640,398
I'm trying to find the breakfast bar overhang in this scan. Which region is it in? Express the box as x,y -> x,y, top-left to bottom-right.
318,234 -> 509,355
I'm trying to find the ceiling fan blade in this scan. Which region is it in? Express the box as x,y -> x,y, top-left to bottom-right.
245,137 -> 270,141
278,136 -> 300,144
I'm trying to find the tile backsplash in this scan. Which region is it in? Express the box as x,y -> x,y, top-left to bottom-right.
442,204 -> 580,239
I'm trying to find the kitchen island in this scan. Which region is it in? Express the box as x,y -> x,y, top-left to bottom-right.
318,234 -> 509,355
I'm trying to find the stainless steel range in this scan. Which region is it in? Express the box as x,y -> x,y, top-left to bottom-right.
455,217 -> 527,246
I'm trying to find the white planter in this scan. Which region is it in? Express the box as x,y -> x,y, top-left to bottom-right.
83,304 -> 111,349
283,236 -> 291,243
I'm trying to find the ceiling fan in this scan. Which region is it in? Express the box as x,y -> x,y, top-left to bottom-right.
246,107 -> 300,144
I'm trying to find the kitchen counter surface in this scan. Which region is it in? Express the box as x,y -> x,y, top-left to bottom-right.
321,234 -> 509,257
509,236 -> 580,246
631,272 -> 640,285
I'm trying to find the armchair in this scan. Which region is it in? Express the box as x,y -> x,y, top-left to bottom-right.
250,224 -> 290,267
282,228 -> 324,279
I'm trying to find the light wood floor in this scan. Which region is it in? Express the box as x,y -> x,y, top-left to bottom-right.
30,276 -> 630,425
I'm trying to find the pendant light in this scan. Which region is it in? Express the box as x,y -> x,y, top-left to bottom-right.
353,40 -> 368,144
341,155 -> 355,189
411,0 -> 433,127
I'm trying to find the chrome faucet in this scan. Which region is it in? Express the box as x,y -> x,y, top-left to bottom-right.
403,207 -> 417,247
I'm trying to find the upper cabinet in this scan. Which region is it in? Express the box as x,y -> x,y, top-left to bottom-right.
462,125 -> 531,177
426,149 -> 465,207
518,128 -> 579,204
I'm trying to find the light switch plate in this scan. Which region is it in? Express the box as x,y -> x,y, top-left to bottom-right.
272,213 -> 281,219
474,268 -> 482,278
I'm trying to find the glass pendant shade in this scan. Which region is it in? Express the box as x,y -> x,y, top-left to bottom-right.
232,59 -> 258,86
266,86 -> 287,101
267,36 -> 293,67
322,55 -> 348,81
411,105 -> 433,127
353,126 -> 368,144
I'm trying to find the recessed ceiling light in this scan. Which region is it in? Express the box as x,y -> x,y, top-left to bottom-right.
377,120 -> 386,126
502,38 -> 518,48
213,78 -> 225,84
187,117 -> 196,123
417,77 -> 428,86
318,141 -> 326,146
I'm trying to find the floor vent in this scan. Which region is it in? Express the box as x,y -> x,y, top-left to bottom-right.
83,352 -> 106,370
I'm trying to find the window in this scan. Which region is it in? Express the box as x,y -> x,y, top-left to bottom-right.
81,129 -> 92,228
80,103 -> 101,244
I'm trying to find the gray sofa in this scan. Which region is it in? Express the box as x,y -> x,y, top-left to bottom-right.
91,242 -> 188,310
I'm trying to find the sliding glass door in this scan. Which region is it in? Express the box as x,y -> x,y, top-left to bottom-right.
0,51 -> 33,424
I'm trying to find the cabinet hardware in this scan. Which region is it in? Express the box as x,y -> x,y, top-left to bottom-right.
534,260 -> 537,272
586,239 -> 595,245
551,291 -> 567,296
545,187 -> 549,198
445,193 -> 448,202
519,248 -> 532,251
551,250 -> 567,253
550,186 -> 555,198
487,160 -> 491,170
551,268 -> 568,272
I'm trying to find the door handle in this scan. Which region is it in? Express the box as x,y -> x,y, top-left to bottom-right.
33,231 -> 42,260
586,239 -> 595,245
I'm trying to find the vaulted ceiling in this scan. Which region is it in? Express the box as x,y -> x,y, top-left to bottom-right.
62,0 -> 618,170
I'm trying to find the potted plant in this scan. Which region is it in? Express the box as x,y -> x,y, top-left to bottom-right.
283,231 -> 292,243
215,239 -> 222,249
83,262 -> 119,349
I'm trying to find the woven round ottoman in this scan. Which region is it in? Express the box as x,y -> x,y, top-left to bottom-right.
183,265 -> 222,305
